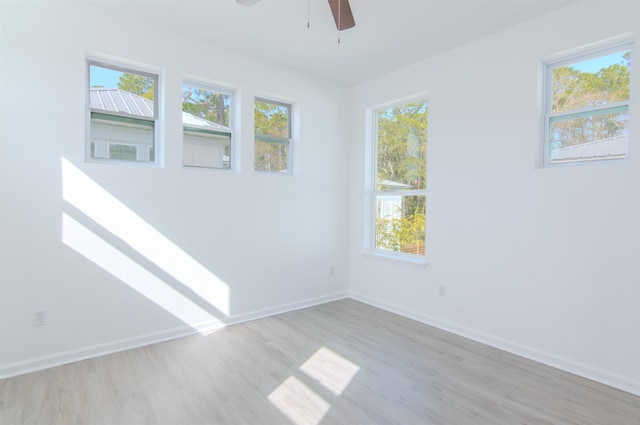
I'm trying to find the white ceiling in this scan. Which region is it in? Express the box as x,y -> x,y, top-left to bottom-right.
97,0 -> 576,85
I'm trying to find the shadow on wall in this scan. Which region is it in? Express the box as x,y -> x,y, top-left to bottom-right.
59,156 -> 364,424
60,157 -> 230,334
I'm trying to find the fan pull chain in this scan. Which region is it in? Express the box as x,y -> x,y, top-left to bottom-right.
307,0 -> 310,28
337,0 -> 341,43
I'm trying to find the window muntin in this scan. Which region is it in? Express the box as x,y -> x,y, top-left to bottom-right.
254,98 -> 292,173
544,43 -> 632,164
372,99 -> 428,258
182,82 -> 233,169
87,61 -> 159,164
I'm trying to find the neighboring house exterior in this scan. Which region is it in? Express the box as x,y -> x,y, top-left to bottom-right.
377,179 -> 413,220
89,87 -> 230,167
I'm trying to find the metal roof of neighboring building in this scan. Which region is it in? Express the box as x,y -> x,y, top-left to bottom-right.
90,87 -> 230,132
378,179 -> 414,190
181,113 -> 229,132
551,135 -> 627,163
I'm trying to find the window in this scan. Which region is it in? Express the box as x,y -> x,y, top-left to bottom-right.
543,42 -> 633,165
182,82 -> 233,169
87,60 -> 159,164
371,99 -> 428,258
254,98 -> 292,173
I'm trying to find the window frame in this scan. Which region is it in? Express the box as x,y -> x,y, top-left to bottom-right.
181,80 -> 235,170
542,41 -> 633,166
367,96 -> 428,265
254,97 -> 292,174
86,59 -> 160,165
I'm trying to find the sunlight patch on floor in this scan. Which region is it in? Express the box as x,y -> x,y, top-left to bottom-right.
268,376 -> 330,425
300,347 -> 360,396
268,346 -> 360,425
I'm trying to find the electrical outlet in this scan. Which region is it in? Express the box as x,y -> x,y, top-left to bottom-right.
329,265 -> 335,276
33,310 -> 47,326
438,285 -> 446,297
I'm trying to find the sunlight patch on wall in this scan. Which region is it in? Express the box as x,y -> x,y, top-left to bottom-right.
62,213 -> 220,331
268,376 -> 330,425
300,347 -> 360,396
61,157 -> 230,316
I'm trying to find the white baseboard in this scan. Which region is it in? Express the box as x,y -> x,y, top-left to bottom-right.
349,291 -> 640,397
4,289 -> 637,398
0,323 -> 216,380
0,291 -> 348,380
227,291 -> 349,326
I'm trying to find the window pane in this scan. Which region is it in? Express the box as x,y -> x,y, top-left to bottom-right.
182,83 -> 233,169
255,140 -> 288,172
375,195 -> 425,255
183,131 -> 231,169
88,61 -> 157,164
90,112 -> 154,162
255,99 -> 290,139
549,108 -> 628,163
89,65 -> 155,117
109,144 -> 137,161
551,49 -> 631,114
376,101 -> 428,191
182,85 -> 230,128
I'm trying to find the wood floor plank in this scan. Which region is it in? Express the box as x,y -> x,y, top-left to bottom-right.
1,299 -> 639,424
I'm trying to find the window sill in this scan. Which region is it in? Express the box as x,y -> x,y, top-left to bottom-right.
362,250 -> 429,269
538,155 -> 629,169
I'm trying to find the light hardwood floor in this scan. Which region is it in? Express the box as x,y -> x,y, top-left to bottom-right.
1,299 -> 639,424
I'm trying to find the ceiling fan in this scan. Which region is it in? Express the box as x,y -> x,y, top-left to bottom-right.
236,0 -> 355,31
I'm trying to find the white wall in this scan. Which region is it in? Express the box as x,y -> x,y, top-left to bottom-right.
348,2 -> 640,395
2,0 -> 639,398
0,2 -> 350,377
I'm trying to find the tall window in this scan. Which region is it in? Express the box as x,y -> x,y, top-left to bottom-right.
372,99 -> 428,258
182,82 -> 233,169
254,98 -> 292,173
87,60 -> 159,164
543,42 -> 633,165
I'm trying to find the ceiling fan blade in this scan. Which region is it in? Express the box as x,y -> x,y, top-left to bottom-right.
328,0 -> 355,31
236,0 -> 262,6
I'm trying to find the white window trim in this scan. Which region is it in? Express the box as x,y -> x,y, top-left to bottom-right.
254,97 -> 293,175
541,40 -> 634,167
366,96 -> 429,266
86,59 -> 161,166
362,249 -> 429,268
182,80 -> 235,171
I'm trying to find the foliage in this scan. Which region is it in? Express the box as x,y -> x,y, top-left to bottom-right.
376,102 -> 427,190
254,140 -> 287,172
255,100 -> 289,138
182,87 -> 229,127
376,198 -> 426,255
117,73 -> 154,101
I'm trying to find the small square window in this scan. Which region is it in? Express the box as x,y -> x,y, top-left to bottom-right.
87,61 -> 159,164
182,82 -> 234,169
543,43 -> 632,165
254,98 -> 292,173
